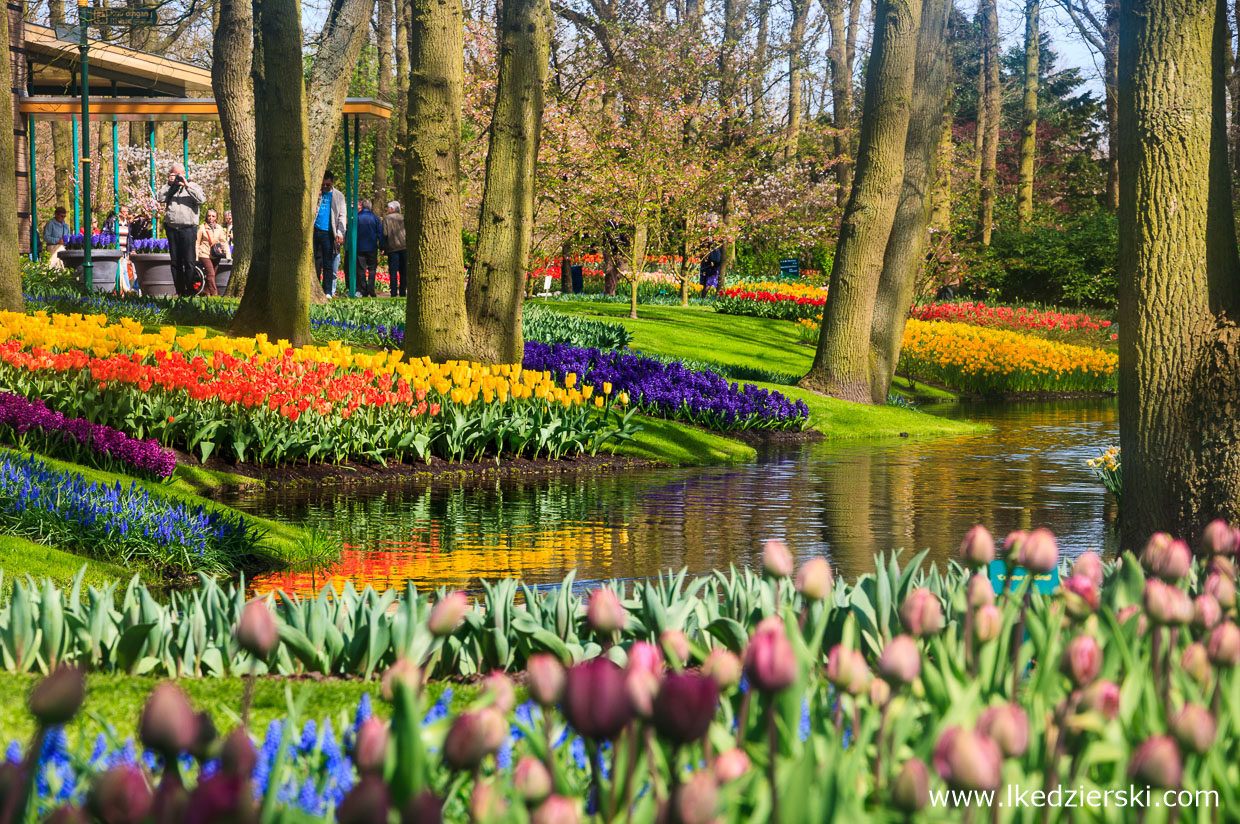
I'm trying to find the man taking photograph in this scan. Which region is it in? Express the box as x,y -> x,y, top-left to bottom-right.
155,163 -> 206,296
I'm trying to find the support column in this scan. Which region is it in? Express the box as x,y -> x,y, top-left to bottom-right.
343,113 -> 355,298
182,119 -> 189,175
28,117 -> 38,259
72,116 -> 80,232
111,81 -> 118,211
148,122 -> 158,238
349,115 -> 360,298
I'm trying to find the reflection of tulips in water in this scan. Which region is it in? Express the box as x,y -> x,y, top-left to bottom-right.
6,521 -> 1240,820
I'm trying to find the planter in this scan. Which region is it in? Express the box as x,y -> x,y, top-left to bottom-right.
214,259 -> 232,292
58,249 -> 124,293
130,253 -> 177,297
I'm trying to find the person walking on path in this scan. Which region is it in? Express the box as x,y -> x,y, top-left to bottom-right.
156,163 -> 206,296
355,200 -> 384,298
381,201 -> 406,298
196,209 -> 229,296
313,171 -> 346,297
42,207 -> 71,268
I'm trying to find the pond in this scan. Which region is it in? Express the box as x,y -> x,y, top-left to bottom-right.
228,399 -> 1119,596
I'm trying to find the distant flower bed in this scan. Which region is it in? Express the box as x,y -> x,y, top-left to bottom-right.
130,238 -> 170,254
898,319 -> 1117,394
523,342 -> 809,431
0,392 -> 176,478
60,233 -> 119,251
911,301 -> 1115,336
715,281 -> 828,321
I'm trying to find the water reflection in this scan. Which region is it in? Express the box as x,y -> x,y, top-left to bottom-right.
228,399 -> 1118,596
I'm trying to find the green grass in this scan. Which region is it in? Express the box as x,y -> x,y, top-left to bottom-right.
613,417 -> 757,465
0,535 -> 131,594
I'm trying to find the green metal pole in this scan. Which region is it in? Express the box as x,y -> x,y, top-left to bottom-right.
71,115 -> 79,232
182,120 -> 189,176
148,123 -> 158,239
343,114 -> 353,298
350,115 -> 359,298
79,14 -> 93,286
111,81 -> 118,212
28,117 -> 38,260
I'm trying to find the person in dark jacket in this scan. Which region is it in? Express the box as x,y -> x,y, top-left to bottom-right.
355,200 -> 385,298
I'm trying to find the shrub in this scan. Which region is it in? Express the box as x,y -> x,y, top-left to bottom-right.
522,305 -> 632,349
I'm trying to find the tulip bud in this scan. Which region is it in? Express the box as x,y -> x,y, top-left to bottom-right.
526,654 -> 566,706
762,540 -> 794,578
1061,635 -> 1101,687
900,588 -> 944,637
1117,604 -> 1147,636
237,599 -> 278,659
878,635 -> 921,685
401,791 -> 444,824
1019,528 -> 1059,574
1204,573 -> 1236,609
960,525 -> 995,568
626,641 -> 663,675
1208,622 -> 1240,667
87,766 -> 153,824
1003,531 -> 1027,564
353,718 -> 388,776
140,683 -> 198,757
1073,552 -> 1105,589
586,588 -> 627,635
563,657 -> 633,739
672,771 -> 719,824
1142,534 -> 1191,582
932,727 -> 1002,792
1171,704 -> 1216,754
826,645 -> 871,696
469,780 -> 505,822
701,649 -> 742,689
973,604 -> 1003,643
659,630 -> 691,668
1181,643 -> 1212,686
337,775 -> 390,824
626,667 -> 660,719
514,756 -> 553,804
868,677 -> 891,707
713,748 -> 751,783
530,796 -> 580,824
795,557 -> 833,600
46,806 -> 88,824
428,592 -> 469,637
891,759 -> 930,813
1209,555 -> 1237,581
481,672 -> 515,714
1078,679 -> 1120,720
1062,575 -> 1099,619
742,617 -> 799,692
1201,519 -> 1237,556
653,673 -> 720,745
381,658 -> 422,701
967,574 -> 995,609
1144,579 -> 1192,626
29,666 -> 85,727
1193,594 -> 1222,630
190,711 -> 217,762
978,704 -> 1029,758
1129,735 -> 1182,789
442,708 -> 507,770
220,728 -> 256,778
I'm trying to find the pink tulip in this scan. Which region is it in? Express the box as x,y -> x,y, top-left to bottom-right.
526,654 -> 566,707
586,589 -> 627,635
900,588 -> 944,637
1129,736 -> 1182,789
1060,635 -> 1101,687
1019,528 -> 1059,574
878,635 -> 921,685
959,525 -> 995,568
742,618 -> 799,692
932,727 -> 1002,791
978,703 -> 1030,758
762,540 -> 795,578
1072,552 -> 1104,589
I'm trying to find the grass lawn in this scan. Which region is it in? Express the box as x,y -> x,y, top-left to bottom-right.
614,417 -> 756,465
0,535 -> 130,595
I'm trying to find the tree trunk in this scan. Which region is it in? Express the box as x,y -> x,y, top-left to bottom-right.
977,0 -> 999,244
1117,0 -> 1240,543
973,64 -> 985,183
628,222 -> 649,319
751,0 -> 770,119
1016,0 -> 1038,227
719,192 -> 736,290
0,3 -> 23,312
213,0 -> 256,297
930,99 -> 952,235
403,0 -> 472,359
826,0 -> 853,203
560,239 -> 572,293
464,0 -> 552,364
1104,0 -> 1119,210
393,0 -> 411,197
868,0 -> 950,403
786,0 -> 811,161
374,0 -> 394,205
233,0 -> 312,345
800,0 -> 923,403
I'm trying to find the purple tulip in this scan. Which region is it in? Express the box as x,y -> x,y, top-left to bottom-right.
563,657 -> 633,739
337,775 -> 391,824
140,683 -> 198,757
29,666 -> 85,727
653,672 -> 719,744
353,719 -> 388,775
237,599 -> 278,659
87,766 -> 153,824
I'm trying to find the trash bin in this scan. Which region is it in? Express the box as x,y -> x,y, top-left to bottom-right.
571,265 -> 584,294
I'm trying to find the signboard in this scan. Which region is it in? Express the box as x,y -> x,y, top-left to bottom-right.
54,22 -> 86,40
988,560 -> 1060,595
779,258 -> 800,278
80,6 -> 158,26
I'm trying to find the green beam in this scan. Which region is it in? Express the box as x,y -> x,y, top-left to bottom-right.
79,21 -> 94,283
28,117 -> 38,259
111,81 -> 118,213
71,115 -> 79,232
350,114 -> 359,298
343,114 -> 354,298
182,120 -> 189,176
148,123 -> 158,239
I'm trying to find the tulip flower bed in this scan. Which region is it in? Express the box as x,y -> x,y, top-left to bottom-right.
4,520 -> 1240,822
0,452 -> 257,575
0,392 -> 176,479
0,312 -> 635,467
898,319 -> 1118,394
522,342 -> 810,432
714,281 -> 829,322
911,301 -> 1115,335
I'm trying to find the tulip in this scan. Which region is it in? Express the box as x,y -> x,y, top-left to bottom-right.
932,727 -> 1002,791
1078,680 -> 1120,720
1201,519 -> 1237,556
978,704 -> 1030,758
46,807 -> 88,824
526,654 -> 566,706
826,645 -> 870,695
1144,579 -> 1193,626
660,630 -> 691,667
1181,643 -> 1212,686
1117,604 -> 1148,636
29,666 -> 85,727
337,775 -> 390,824
713,748 -> 751,783
974,604 -> 1003,643
1193,594 -> 1222,630
900,588 -> 944,637
220,728 -> 256,778
701,648 -> 742,689
1209,556 -> 1238,581
762,540 -> 794,578
586,588 -> 627,635
1062,575 -> 1099,618
514,756 -> 553,804
743,617 -> 799,692
795,557 -> 833,600
653,673 -> 720,745
967,574 -> 995,609
236,599 -> 278,659
1019,528 -> 1059,574
891,758 -> 930,813
1073,552 -> 1104,589
190,711 -> 217,762
626,667 -> 660,719
563,657 -> 633,739
353,719 -> 388,776
381,659 -> 422,701
627,641 -> 663,675
428,592 -> 469,636
1204,573 -> 1236,609
1171,704 -> 1216,754
1060,635 -> 1101,687
1142,534 -> 1191,582
87,766 -> 153,824
672,771 -> 719,824
1129,736 -> 1182,789
1208,622 -> 1240,666
140,683 -> 198,757
442,708 -> 507,770
402,791 -> 445,824
469,781 -> 505,822
481,672 -> 516,714
959,524 -> 995,568
530,796 -> 580,824
878,635 -> 921,685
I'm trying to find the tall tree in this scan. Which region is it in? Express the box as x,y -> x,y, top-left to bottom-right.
976,0 -> 1000,243
0,0 -> 23,312
800,0 -> 924,402
392,0 -> 411,197
786,0 -> 812,160
374,0 -> 395,204
213,0 -> 256,297
868,0 -> 951,403
752,0 -> 770,118
825,0 -> 857,201
1117,0 -> 1240,541
718,0 -> 748,286
1016,0 -> 1038,226
1052,0 -> 1118,209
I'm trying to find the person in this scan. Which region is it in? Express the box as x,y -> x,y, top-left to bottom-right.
196,209 -> 229,296
42,207 -> 71,268
222,210 -> 234,249
381,201 -> 407,298
102,210 -> 117,235
355,199 -> 384,298
313,171 -> 346,297
699,247 -> 722,295
129,207 -> 153,241
115,206 -> 134,292
156,162 -> 206,296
